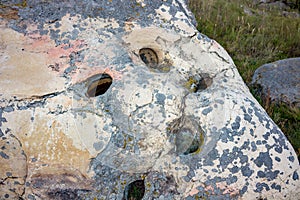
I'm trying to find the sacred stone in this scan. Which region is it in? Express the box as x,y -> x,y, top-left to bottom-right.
0,0 -> 299,199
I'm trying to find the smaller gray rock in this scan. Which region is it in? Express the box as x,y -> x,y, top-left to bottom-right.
251,57 -> 300,107
255,0 -> 290,10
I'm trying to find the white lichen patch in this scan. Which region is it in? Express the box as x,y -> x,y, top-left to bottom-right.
155,5 -> 172,21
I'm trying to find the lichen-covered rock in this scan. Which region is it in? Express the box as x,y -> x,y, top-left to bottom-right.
0,0 -> 299,199
251,57 -> 300,107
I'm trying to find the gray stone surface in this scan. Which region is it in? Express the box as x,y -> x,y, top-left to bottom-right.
0,0 -> 299,200
252,57 -> 300,107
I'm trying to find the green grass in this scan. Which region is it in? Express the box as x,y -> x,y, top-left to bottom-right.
188,0 -> 300,158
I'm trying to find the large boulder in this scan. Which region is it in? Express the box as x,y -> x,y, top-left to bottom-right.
252,57 -> 300,107
0,0 -> 299,199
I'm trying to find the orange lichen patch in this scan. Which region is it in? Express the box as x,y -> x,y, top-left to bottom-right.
216,182 -> 239,197
25,29 -> 77,54
27,34 -> 54,51
205,185 -> 215,194
0,7 -> 19,20
186,183 -> 240,199
25,32 -> 87,75
47,40 -> 86,61
188,187 -> 200,196
47,40 -> 87,76
187,182 -> 239,198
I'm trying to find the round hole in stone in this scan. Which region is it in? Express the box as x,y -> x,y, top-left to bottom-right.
175,128 -> 204,155
124,180 -> 145,200
86,73 -> 113,97
185,74 -> 213,93
183,137 -> 200,155
139,48 -> 159,68
198,74 -> 213,90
